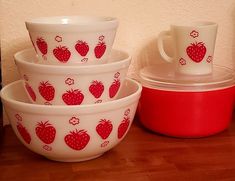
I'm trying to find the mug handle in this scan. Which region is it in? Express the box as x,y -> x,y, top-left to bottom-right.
157,31 -> 174,62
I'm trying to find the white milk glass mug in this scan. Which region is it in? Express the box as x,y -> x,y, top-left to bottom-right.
158,22 -> 218,75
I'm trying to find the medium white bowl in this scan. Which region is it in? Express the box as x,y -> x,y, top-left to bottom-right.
14,48 -> 130,105
1,79 -> 142,162
25,16 -> 118,65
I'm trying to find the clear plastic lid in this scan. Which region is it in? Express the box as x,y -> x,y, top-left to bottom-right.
139,64 -> 235,92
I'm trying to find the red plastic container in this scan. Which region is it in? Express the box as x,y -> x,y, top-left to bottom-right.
138,64 -> 235,137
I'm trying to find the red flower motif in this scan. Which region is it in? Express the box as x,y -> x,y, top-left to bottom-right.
65,78 -> 74,86
43,145 -> 52,151
44,102 -> 52,105
81,58 -> 88,63
190,30 -> 199,38
206,56 -> 213,63
179,58 -> 186,65
99,35 -> 105,41
114,72 -> 120,79
15,114 -> 22,121
42,54 -> 47,60
55,36 -> 62,42
69,117 -> 80,125
124,108 -> 130,116
95,99 -> 102,104
23,74 -> 29,81
101,140 -> 109,148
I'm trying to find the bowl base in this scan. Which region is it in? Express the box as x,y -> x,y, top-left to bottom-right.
45,153 -> 104,162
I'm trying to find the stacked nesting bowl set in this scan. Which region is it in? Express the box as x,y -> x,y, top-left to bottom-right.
0,16 -> 142,162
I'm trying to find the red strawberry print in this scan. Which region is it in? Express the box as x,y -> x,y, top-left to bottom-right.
64,129 -> 90,150
35,121 -> 56,144
62,89 -> 84,105
89,80 -> 104,98
94,41 -> 106,59
25,82 -> 36,102
38,81 -> 55,101
109,78 -> 120,98
36,37 -> 47,55
53,46 -> 71,63
186,42 -> 207,63
75,40 -> 89,57
118,117 -> 130,139
96,119 -> 113,139
17,122 -> 31,144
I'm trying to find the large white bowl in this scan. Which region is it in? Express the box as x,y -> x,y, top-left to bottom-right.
15,48 -> 130,105
1,79 -> 142,162
25,16 -> 118,65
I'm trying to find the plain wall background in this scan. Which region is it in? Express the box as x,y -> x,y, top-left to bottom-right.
1,0 -> 235,124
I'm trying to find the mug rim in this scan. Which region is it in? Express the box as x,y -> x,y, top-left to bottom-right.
171,21 -> 218,28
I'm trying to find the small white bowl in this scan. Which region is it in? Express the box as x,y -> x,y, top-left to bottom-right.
25,16 -> 118,65
14,48 -> 130,105
1,79 -> 142,162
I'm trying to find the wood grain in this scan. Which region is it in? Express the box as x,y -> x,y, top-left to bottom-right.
1,116 -> 235,181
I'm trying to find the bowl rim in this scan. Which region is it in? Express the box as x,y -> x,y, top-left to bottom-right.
14,48 -> 131,74
1,79 -> 142,115
25,16 -> 119,32
26,16 -> 118,24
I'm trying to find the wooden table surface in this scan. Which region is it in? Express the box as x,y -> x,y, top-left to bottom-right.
1,116 -> 235,181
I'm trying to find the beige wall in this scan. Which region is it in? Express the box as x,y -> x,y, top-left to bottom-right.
1,0 -> 235,124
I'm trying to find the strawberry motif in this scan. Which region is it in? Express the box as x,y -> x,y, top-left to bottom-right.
25,82 -> 36,102
17,122 -> 31,144
64,129 -> 90,150
36,37 -> 47,55
94,42 -> 106,59
89,80 -> 104,98
38,81 -> 55,101
35,121 -> 56,144
96,119 -> 113,139
186,42 -> 207,63
109,79 -> 120,98
62,89 -> 84,105
75,40 -> 89,57
118,117 -> 130,139
53,46 -> 71,63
